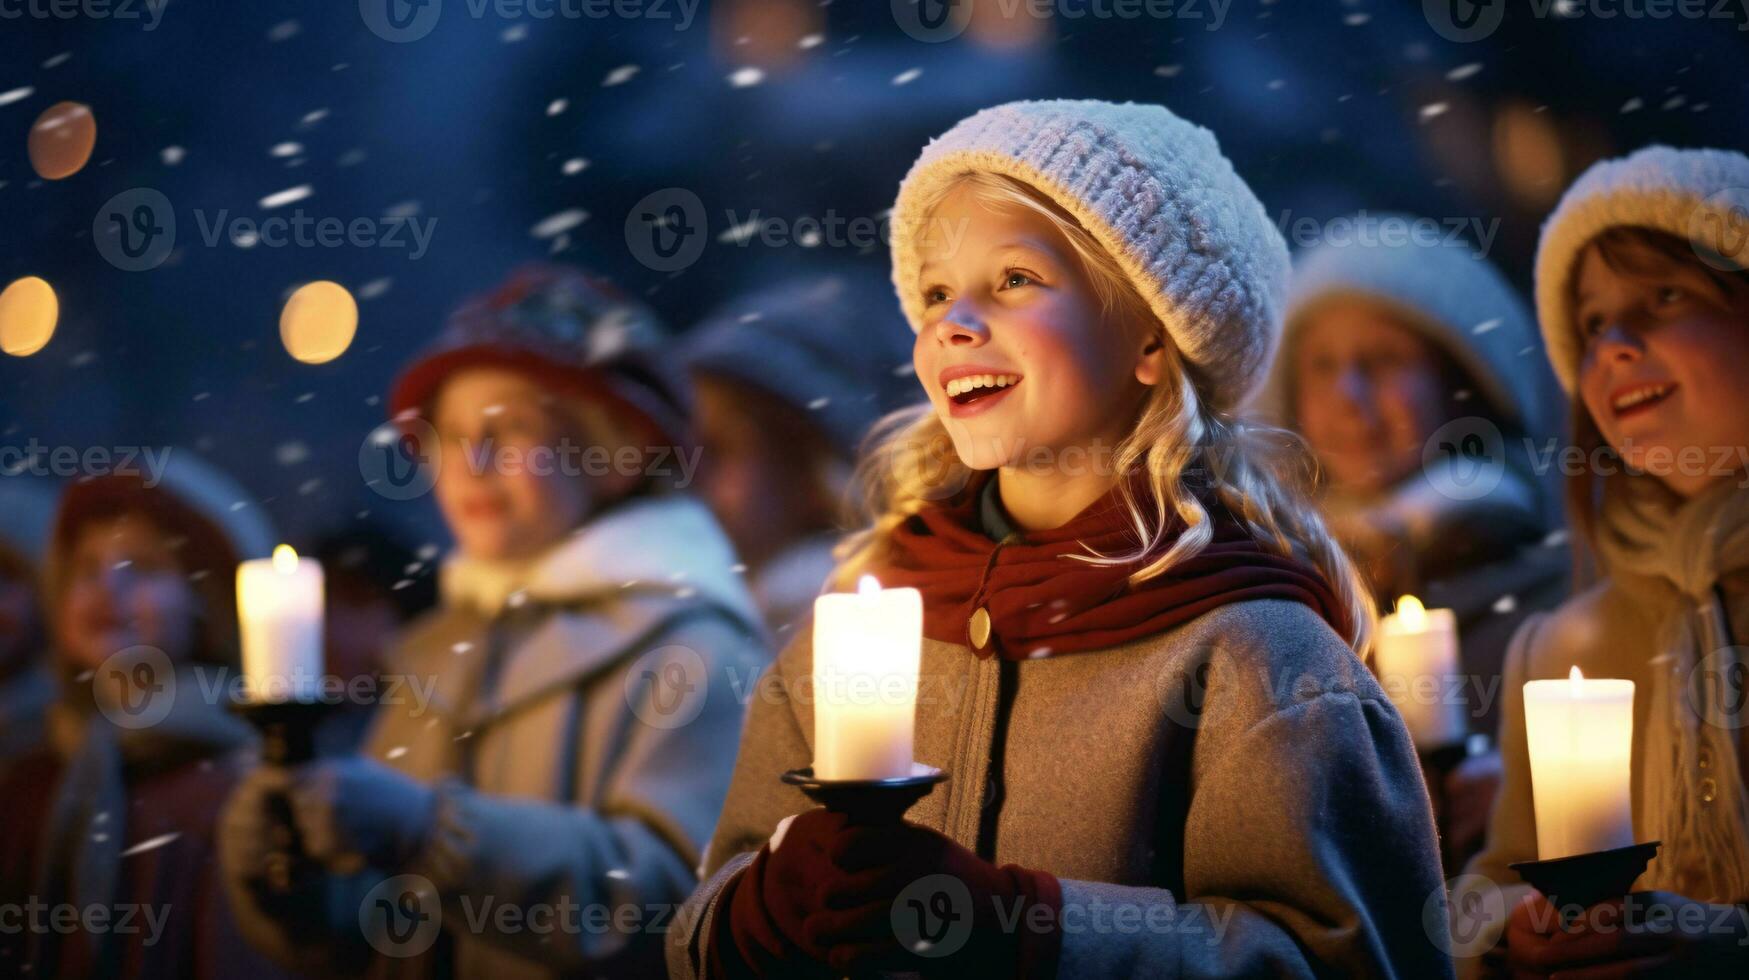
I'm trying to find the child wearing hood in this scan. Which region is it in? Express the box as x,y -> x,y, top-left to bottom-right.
219,265 -> 769,978
1258,220 -> 1571,869
684,268 -> 917,637
668,100 -> 1451,979
0,455 -> 293,978
1457,147 -> 1749,977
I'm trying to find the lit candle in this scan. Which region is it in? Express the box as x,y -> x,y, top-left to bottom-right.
811,575 -> 922,780
1523,666 -> 1636,859
236,544 -> 325,702
1374,595 -> 1467,749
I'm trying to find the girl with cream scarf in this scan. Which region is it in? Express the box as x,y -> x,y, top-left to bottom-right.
1458,146 -> 1749,978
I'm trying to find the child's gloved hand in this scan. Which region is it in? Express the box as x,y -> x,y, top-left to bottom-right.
802,819 -> 1061,977
285,756 -> 438,873
714,809 -> 847,978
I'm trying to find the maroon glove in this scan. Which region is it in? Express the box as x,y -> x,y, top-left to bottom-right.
710,809 -> 849,979
801,820 -> 1062,978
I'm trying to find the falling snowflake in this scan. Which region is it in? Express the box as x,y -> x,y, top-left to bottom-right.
260,184 -> 313,209
531,209 -> 588,238
727,66 -> 765,88
0,87 -> 34,107
562,157 -> 589,175
893,68 -> 922,86
547,98 -> 569,117
161,145 -> 185,166
120,832 -> 181,858
603,65 -> 639,87
1419,102 -> 1449,122
1447,63 -> 1483,81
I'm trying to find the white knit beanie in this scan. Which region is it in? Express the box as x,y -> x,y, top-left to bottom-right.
889,99 -> 1290,414
1535,145 -> 1749,392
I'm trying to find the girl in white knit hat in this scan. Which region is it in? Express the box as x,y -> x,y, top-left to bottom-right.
1457,147 -> 1749,977
670,99 -> 1450,979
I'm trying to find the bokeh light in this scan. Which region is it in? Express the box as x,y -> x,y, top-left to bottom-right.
27,101 -> 96,180
279,281 -> 358,365
0,276 -> 59,358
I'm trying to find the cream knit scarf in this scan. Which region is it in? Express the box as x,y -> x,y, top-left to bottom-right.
1595,473 -> 1749,902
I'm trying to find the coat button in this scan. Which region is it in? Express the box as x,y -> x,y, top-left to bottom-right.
1699,747 -> 1713,770
969,606 -> 992,649
1701,777 -> 1718,804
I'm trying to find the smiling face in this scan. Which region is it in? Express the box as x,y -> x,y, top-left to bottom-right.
432,367 -> 596,561
1573,238 -> 1749,498
912,181 -> 1158,473
1292,297 -> 1453,496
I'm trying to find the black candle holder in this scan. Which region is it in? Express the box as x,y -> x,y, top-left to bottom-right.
231,698 -> 333,892
781,764 -> 948,825
1510,840 -> 1662,923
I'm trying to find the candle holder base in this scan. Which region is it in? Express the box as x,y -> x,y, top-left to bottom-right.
781,764 -> 947,825
231,698 -> 332,766
1510,840 -> 1662,918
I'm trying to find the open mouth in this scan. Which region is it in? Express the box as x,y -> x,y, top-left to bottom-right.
1611,382 -> 1676,418
945,373 -> 1021,407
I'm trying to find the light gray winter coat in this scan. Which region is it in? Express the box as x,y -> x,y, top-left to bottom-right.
229,494 -> 769,978
668,596 -> 1456,978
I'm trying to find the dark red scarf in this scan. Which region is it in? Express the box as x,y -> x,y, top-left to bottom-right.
871,472 -> 1352,660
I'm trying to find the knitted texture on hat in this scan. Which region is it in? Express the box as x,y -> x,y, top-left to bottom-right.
889,99 -> 1290,413
1535,145 -> 1749,392
1261,214 -> 1556,442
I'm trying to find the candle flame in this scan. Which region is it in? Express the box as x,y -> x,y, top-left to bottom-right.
857,574 -> 882,595
272,544 -> 299,574
1395,594 -> 1427,629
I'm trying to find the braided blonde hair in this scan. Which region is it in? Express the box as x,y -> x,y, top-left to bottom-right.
835,172 -> 1376,656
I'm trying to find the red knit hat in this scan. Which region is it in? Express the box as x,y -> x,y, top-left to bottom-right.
388,264 -> 691,451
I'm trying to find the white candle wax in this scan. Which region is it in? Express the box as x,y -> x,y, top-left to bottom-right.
1375,595 -> 1467,749
236,544 -> 325,702
1523,666 -> 1636,859
811,575 -> 922,781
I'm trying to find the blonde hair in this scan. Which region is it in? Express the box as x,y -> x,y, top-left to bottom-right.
836,172 -> 1376,656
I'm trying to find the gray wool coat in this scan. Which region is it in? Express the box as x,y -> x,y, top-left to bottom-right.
226,494 -> 770,979
667,597 -> 1456,979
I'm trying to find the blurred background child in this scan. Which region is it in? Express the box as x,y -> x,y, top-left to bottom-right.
1256,219 -> 1571,870
683,268 -> 917,637
1460,147 -> 1749,977
219,264 -> 770,978
0,455 -> 292,978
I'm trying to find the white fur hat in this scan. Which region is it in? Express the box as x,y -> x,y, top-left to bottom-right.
1535,145 -> 1749,392
889,99 -> 1290,413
